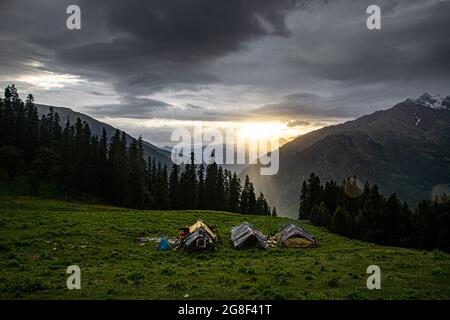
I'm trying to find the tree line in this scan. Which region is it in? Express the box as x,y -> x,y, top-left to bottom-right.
0,86 -> 275,216
299,173 -> 450,252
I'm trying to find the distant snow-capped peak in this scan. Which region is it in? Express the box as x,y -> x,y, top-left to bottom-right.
411,93 -> 450,110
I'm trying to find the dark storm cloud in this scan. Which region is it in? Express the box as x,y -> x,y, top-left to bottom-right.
240,0 -> 450,120
96,0 -> 297,59
84,97 -> 215,121
53,0 -> 301,94
252,87 -> 406,120
252,92 -> 356,119
84,96 -> 172,119
85,100 -> 231,122
0,0 -> 300,90
288,1 -> 450,85
120,71 -> 221,96
1,0 -> 450,123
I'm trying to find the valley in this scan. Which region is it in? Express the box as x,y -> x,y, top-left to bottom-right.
0,179 -> 449,299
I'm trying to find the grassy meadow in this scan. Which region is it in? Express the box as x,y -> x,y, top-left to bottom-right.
0,177 -> 449,299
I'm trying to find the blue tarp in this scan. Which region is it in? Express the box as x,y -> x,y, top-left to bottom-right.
156,237 -> 171,250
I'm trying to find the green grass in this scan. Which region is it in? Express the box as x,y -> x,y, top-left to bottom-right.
0,178 -> 449,299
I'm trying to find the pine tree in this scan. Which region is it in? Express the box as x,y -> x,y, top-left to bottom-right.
216,166 -> 225,210
323,180 -> 338,215
28,157 -> 43,194
299,180 -> 308,219
271,206 -> 277,217
307,173 -> 321,214
0,97 -> 4,146
331,206 -> 348,235
180,152 -> 197,209
97,128 -> 109,198
204,162 -> 218,210
263,198 -> 270,216
240,175 -> 251,214
24,94 -> 39,162
228,172 -> 241,213
14,99 -> 26,152
72,120 -> 94,195
397,201 -> 413,247
154,163 -> 168,209
196,164 -> 205,209
59,119 -> 72,192
124,138 -> 147,209
146,157 -> 153,193
1,89 -> 16,146
383,193 -> 401,245
436,195 -> 450,251
188,152 -> 198,208
248,181 -> 256,214
256,192 -> 268,215
169,164 -> 180,209
223,169 -> 231,211
108,129 -> 127,205
151,158 -> 157,189
0,145 -> 23,180
256,192 -> 263,215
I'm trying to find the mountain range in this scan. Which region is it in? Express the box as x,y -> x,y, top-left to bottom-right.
37,93 -> 450,218
240,94 -> 450,218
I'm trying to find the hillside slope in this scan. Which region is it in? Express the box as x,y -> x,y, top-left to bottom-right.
37,104 -> 172,167
0,183 -> 449,299
241,97 -> 450,217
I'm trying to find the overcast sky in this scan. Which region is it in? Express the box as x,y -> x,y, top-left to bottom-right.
1,0 -> 449,146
